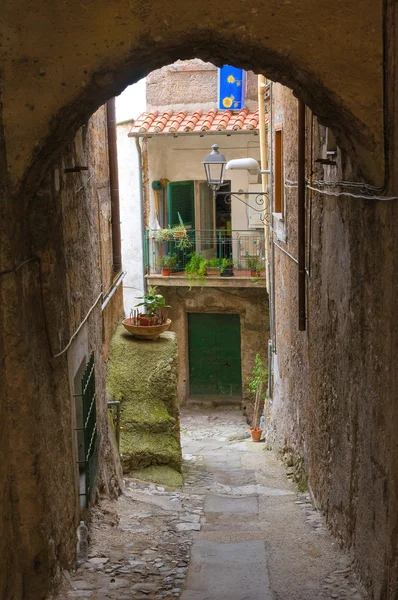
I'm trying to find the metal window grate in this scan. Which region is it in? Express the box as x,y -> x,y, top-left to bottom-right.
78,352 -> 99,508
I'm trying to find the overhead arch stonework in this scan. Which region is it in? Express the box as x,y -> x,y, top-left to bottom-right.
1,0 -> 385,193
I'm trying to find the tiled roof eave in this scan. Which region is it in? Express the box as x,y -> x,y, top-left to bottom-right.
127,129 -> 260,138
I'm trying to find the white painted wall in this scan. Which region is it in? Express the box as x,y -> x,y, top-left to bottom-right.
116,80 -> 146,314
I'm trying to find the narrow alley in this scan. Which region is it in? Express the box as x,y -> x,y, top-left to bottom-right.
55,408 -> 368,600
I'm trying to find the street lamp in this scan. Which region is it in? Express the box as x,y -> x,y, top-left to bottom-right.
203,144 -> 227,190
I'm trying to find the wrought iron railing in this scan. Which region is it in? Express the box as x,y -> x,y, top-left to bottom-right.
145,229 -> 265,277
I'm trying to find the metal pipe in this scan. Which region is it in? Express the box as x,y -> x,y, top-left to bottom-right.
258,74 -> 270,293
298,99 -> 306,331
135,136 -> 147,294
102,270 -> 126,311
269,82 -> 276,352
268,339 -> 273,399
107,98 -> 122,271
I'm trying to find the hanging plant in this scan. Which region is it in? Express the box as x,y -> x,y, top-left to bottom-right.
172,213 -> 192,250
184,252 -> 208,289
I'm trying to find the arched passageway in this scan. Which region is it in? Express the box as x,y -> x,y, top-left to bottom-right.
0,2 -> 397,599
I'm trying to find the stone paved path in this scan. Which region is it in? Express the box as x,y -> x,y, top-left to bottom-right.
53,406 -> 369,600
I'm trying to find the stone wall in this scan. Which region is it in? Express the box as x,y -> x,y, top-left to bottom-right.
0,106 -> 122,599
156,286 -> 269,414
268,84 -> 398,599
146,58 -> 259,113
0,0 -> 386,193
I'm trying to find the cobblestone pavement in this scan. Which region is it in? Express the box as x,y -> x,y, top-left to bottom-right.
53,406 -> 369,600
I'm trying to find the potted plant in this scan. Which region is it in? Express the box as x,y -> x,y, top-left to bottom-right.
246,354 -> 268,442
171,213 -> 192,250
155,228 -> 174,243
206,257 -> 221,276
122,287 -> 172,340
184,252 -> 208,289
247,256 -> 265,277
135,286 -> 170,325
157,254 -> 177,276
220,257 -> 234,277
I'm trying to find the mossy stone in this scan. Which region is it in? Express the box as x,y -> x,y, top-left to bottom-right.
107,326 -> 182,477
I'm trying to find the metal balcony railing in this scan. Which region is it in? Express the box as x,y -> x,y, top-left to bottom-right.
144,229 -> 265,277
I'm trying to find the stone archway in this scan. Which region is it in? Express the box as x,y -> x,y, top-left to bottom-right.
0,2 -> 394,598
1,0 -> 385,197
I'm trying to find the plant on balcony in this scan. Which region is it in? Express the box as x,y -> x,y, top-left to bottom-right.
220,257 -> 234,277
155,228 -> 174,243
206,257 -> 221,276
171,213 -> 192,250
155,214 -> 191,250
157,254 -> 177,276
184,252 -> 208,289
247,256 -> 265,277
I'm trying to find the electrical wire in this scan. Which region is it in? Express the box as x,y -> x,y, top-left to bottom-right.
0,254 -> 104,358
284,179 -> 398,201
53,292 -> 103,358
0,256 -> 38,277
306,185 -> 398,201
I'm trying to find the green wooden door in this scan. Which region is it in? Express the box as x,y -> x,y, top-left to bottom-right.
188,313 -> 242,398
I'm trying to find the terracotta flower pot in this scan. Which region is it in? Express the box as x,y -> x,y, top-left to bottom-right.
138,315 -> 158,326
250,270 -> 258,277
207,268 -> 220,276
122,318 -> 172,340
249,427 -> 262,442
161,268 -> 172,276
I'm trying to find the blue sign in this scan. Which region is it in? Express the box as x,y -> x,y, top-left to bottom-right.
218,65 -> 246,111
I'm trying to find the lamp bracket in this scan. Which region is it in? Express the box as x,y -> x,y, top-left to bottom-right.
215,191 -> 270,224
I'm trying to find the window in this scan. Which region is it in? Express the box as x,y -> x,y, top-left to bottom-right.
274,125 -> 284,215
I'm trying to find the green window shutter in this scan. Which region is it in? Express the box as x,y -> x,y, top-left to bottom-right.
167,180 -> 195,227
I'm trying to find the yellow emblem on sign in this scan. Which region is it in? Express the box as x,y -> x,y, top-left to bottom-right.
222,96 -> 234,108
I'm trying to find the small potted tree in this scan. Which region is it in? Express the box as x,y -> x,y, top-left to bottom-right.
247,256 -> 265,277
158,254 -> 177,276
247,354 -> 268,441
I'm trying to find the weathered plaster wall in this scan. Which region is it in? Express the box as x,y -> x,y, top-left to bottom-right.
0,106 -> 122,599
146,59 -> 258,113
117,120 -> 145,315
156,286 -> 269,412
269,83 -> 398,599
0,0 -> 385,194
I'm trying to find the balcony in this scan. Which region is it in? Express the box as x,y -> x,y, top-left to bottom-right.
144,229 -> 266,288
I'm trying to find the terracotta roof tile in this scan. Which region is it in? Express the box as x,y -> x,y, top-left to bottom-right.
185,109 -> 203,131
168,110 -> 187,132
153,109 -> 173,132
129,108 -> 263,136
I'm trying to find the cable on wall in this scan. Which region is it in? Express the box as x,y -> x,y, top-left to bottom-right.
0,255 -> 104,358
284,179 -> 398,201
